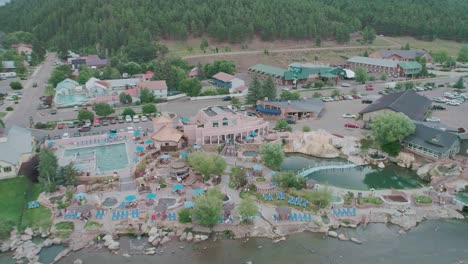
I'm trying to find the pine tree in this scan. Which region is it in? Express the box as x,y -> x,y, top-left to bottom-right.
246,77 -> 261,105
261,76 -> 277,101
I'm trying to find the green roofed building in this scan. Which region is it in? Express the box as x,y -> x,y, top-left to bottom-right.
398,61 -> 422,75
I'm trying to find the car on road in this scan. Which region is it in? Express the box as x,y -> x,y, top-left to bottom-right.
425,117 -> 441,123
127,126 -> 134,133
141,115 -> 148,122
62,133 -> 70,139
447,100 -> 461,106
78,126 -> 91,132
284,118 -> 296,124
344,123 -> 359,128
32,83 -> 37,88
102,119 -> 109,126
50,109 -> 57,115
432,105 -> 446,110
222,96 -> 232,101
73,106 -> 79,111
361,99 -> 373,104
67,122 -> 75,128
378,91 -> 388,95
344,95 -> 354,100
117,116 -> 124,123
42,134 -> 50,141
56,123 -> 65,129
342,113 -> 357,118
341,83 -> 351,87
133,115 -> 140,123
125,115 -> 132,123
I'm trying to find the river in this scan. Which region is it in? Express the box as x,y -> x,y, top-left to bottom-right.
52,219 -> 468,264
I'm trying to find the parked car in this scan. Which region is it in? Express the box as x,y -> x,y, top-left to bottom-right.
110,118 -> 117,125
240,106 -> 246,111
378,91 -> 388,95
222,96 -> 232,101
56,123 -> 65,129
73,106 -> 79,111
53,135 -> 61,140
344,95 -> 354,100
84,119 -> 92,127
282,87 -> 291,91
141,116 -> 148,122
93,117 -> 101,127
62,133 -> 70,139
102,119 -> 109,126
67,122 -> 75,128
284,118 -> 296,124
447,100 -> 461,106
50,109 -> 57,115
341,83 -> 351,87
342,113 -> 357,118
117,116 -> 125,123
32,83 -> 37,88
345,123 -> 359,128
73,132 -> 81,137
425,117 -> 441,123
432,105 -> 446,110
133,115 -> 140,123
365,84 -> 374,91
78,126 -> 91,132
125,115 -> 133,123
362,99 -> 373,104
127,126 -> 135,132
246,112 -> 256,117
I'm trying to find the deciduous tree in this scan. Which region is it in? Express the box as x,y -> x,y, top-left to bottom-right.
141,103 -> 157,114
371,112 -> 416,146
238,195 -> 258,222
355,68 -> 367,84
260,143 -> 285,171
457,45 -> 468,63
193,188 -> 223,227
38,148 -> 58,192
77,109 -> 94,121
93,103 -> 115,117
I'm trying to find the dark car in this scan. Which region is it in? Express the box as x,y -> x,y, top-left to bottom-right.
43,134 -> 51,141
284,118 -> 296,124
50,109 -> 57,115
432,105 -> 446,110
222,96 -> 232,101
53,135 -> 62,140
67,122 -> 75,128
78,126 -> 91,132
32,83 -> 37,88
73,132 -> 81,137
362,99 -> 373,104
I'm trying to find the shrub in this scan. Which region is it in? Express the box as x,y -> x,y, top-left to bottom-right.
178,208 -> 192,223
10,81 -> 23,90
6,106 -> 13,111
302,125 -> 311,132
55,221 -> 74,230
369,76 -> 376,81
313,92 -> 322,98
314,81 -> 325,89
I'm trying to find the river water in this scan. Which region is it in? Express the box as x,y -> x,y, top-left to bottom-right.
54,219 -> 468,264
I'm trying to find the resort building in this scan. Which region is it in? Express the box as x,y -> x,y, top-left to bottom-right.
85,77 -> 140,97
347,56 -> 422,78
0,126 -> 35,179
359,90 -> 432,122
54,78 -> 88,108
137,80 -> 168,99
12,43 -> 33,55
183,106 -> 269,145
369,49 -> 432,63
151,115 -> 186,151
70,54 -> 108,69
55,78 -> 80,95
1,61 -> 15,72
211,72 -> 246,94
403,123 -> 460,159
256,99 -> 325,120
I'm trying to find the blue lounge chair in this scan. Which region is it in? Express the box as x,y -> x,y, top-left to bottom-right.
276,192 -> 281,199
302,213 -> 308,221
219,216 -> 224,223
112,211 -> 118,220
352,208 -> 356,216
263,194 -> 268,201
273,214 -> 280,222
291,197 -> 297,205
298,213 -> 303,221
294,213 -> 299,221
269,193 -> 273,201
302,199 -> 308,207
289,213 -> 293,221
132,209 -> 139,218
308,214 -> 312,222
296,197 -> 303,206
282,193 -> 286,200
288,196 -> 294,204
118,202 -> 126,209
124,211 -> 130,219
172,212 -> 177,220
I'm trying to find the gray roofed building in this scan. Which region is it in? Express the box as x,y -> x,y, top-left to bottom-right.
347,56 -> 399,68
256,98 -> 325,120
0,126 -> 35,179
372,49 -> 432,63
1,61 -> 15,70
359,90 -> 432,121
403,123 -> 460,159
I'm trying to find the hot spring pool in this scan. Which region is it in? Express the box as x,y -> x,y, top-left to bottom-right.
102,197 -> 118,207
242,151 -> 258,157
159,198 -> 176,206
63,143 -> 128,172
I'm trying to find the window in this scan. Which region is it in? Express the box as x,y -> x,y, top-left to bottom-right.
213,122 -> 218,128
3,167 -> 12,173
222,118 -> 228,126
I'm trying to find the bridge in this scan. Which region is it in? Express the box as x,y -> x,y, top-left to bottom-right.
297,162 -> 359,177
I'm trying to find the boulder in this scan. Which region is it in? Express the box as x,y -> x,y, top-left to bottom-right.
24,228 -> 34,236
168,232 -> 175,237
146,247 -> 156,255
377,162 -> 385,169
179,232 -> 187,241
73,259 -> 83,264
160,236 -> 171,245
102,234 -> 113,242
186,232 -> 193,242
398,230 -> 407,235
417,163 -> 436,182
395,152 -> 415,168
175,229 -> 183,237
327,231 -> 338,238
193,235 -> 201,242
350,237 -> 362,244
9,238 -> 19,250
148,227 -> 158,237
108,241 -> 120,250
284,130 -> 342,158
104,239 -> 113,247
52,237 -> 62,245
20,235 -> 32,241
1,242 -> 10,253
42,238 -> 53,247
122,253 -> 131,258
151,238 -> 160,247
199,235 -> 208,241
337,234 -> 349,241
148,235 -> 157,243
54,248 -> 71,263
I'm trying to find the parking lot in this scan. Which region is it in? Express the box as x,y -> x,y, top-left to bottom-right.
419,88 -> 468,129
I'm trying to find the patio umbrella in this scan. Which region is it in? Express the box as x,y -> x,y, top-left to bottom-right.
181,152 -> 189,158
192,144 -> 201,150
109,132 -> 117,137
184,201 -> 195,208
193,189 -> 205,195
154,203 -> 167,212
124,195 -> 137,202
146,193 -> 157,200
74,192 -> 86,200
252,164 -> 263,171
172,183 -> 184,191
144,139 -> 153,144
134,131 -> 141,137
251,131 -> 258,137
245,136 -> 254,141
47,141 -> 56,146
73,164 -> 82,171
159,154 -> 171,159
181,117 -> 190,123
136,146 -> 145,152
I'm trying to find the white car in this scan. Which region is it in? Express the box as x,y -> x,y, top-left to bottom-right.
62,133 -> 70,139
84,119 -> 92,127
344,95 -> 354,100
127,127 -> 134,132
141,115 -> 148,122
342,113 -> 357,119
73,106 -> 79,111
425,117 -> 441,123
133,115 -> 140,123
125,115 -> 132,123
447,100 -> 461,106
240,106 -> 246,111
282,87 -> 290,91
341,83 -> 351,87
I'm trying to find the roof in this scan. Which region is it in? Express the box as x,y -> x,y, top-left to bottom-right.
359,90 -> 432,121
212,72 -> 235,82
85,55 -> 108,67
153,115 -> 173,124
106,78 -> 140,88
56,78 -> 79,90
12,43 -> 33,48
404,123 -> 459,153
203,106 -> 234,117
1,61 -> 15,69
347,56 -> 399,68
320,72 -> 337,78
459,134 -> 468,140
284,67 -> 335,81
412,121 -> 456,132
248,64 -> 286,78
288,63 -> 330,69
378,49 -> 430,60
236,85 -> 247,92
259,99 -> 325,114
0,126 -> 34,165
151,125 -> 183,143
143,70 -> 154,80
123,87 -> 139,98
92,94 -> 119,103
95,80 -> 110,87
343,69 -> 355,78
138,80 -> 167,90
398,61 -> 422,70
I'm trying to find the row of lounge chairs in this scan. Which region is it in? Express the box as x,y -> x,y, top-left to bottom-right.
288,196 -> 309,207
273,213 -> 313,222
28,201 -> 40,209
95,209 -> 106,219
64,211 -> 79,220
112,209 -> 139,220
332,208 -> 357,217
76,136 -> 128,146
167,212 -> 177,221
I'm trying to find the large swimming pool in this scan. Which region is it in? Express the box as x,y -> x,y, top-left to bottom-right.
55,93 -> 88,107
64,143 -> 128,172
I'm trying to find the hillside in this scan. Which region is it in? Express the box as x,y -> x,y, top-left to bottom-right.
0,0 -> 467,56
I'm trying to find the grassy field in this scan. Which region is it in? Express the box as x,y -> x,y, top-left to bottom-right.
384,36 -> 466,56
0,177 -> 51,239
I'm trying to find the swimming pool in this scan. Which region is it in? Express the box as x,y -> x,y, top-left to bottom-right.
55,93 -> 88,107
242,151 -> 258,157
64,143 -> 128,172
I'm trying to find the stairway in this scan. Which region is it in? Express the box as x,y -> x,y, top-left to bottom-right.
220,143 -> 237,156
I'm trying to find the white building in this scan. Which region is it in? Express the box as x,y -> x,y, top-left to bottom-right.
137,80 -> 168,99
0,126 -> 35,179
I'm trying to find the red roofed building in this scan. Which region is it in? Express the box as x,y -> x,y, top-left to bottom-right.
11,43 -> 33,55
143,70 -> 154,81
188,67 -> 199,78
137,80 -> 168,99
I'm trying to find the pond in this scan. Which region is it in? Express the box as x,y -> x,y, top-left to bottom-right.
281,154 -> 425,190
38,244 -> 65,264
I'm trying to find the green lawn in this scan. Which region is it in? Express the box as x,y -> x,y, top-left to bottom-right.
0,177 -> 51,238
0,112 -> 7,119
384,36 -> 465,57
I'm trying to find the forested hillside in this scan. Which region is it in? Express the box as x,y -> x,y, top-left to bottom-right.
0,0 -> 467,55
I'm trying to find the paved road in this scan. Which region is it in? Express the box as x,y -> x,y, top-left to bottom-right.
4,53 -> 57,130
